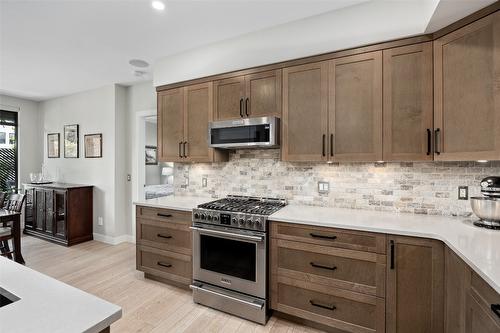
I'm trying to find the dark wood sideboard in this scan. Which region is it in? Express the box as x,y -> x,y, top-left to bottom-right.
24,183 -> 93,246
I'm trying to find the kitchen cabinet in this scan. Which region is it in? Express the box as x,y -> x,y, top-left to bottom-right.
386,235 -> 444,333
282,62 -> 329,162
158,82 -> 227,163
434,11 -> 500,161
383,42 -> 433,161
136,206 -> 193,287
444,246 -> 470,333
465,272 -> 500,333
24,184 -> 93,246
214,70 -> 281,120
329,51 -> 383,161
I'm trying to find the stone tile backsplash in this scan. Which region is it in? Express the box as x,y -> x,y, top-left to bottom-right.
173,149 -> 500,217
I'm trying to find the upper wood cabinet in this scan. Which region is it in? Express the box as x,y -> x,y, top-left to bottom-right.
386,236 -> 444,333
282,62 -> 329,162
383,43 -> 433,161
158,82 -> 227,163
434,11 -> 500,161
214,70 -> 282,120
158,88 -> 184,162
329,51 -> 383,161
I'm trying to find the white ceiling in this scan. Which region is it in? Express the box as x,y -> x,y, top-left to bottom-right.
0,0 -> 496,101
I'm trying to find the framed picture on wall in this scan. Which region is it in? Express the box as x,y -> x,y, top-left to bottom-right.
84,133 -> 102,158
47,133 -> 60,158
145,145 -> 158,165
64,124 -> 79,158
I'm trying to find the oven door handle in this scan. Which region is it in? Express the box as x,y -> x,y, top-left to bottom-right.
190,284 -> 264,310
190,226 -> 264,242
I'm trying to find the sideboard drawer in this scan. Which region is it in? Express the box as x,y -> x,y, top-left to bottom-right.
273,238 -> 385,297
271,221 -> 386,254
274,277 -> 385,333
137,245 -> 192,286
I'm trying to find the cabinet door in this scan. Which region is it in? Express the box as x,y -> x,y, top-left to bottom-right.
445,246 -> 470,333
214,76 -> 245,120
329,51 -> 383,161
158,88 -> 185,162
184,82 -> 213,162
386,236 -> 444,333
282,62 -> 329,162
383,43 -> 433,161
44,190 -> 54,234
434,12 -> 500,160
244,70 -> 282,118
54,190 -> 67,239
24,188 -> 34,229
34,189 -> 45,232
466,293 -> 500,333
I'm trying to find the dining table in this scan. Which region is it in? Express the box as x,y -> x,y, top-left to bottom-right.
0,209 -> 24,264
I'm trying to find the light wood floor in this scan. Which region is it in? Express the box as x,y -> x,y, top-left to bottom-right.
21,236 -> 325,333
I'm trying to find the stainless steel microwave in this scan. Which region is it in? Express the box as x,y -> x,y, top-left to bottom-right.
208,116 -> 280,149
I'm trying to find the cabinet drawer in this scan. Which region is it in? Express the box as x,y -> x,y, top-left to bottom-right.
272,239 -> 385,297
136,206 -> 191,224
470,272 -> 500,325
137,221 -> 191,255
137,245 -> 192,285
271,221 -> 386,254
274,277 -> 385,333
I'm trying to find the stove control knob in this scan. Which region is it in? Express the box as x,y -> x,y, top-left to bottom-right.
232,217 -> 237,224
201,214 -> 206,220
212,215 -> 219,222
255,220 -> 262,228
246,219 -> 254,227
239,218 -> 245,226
207,215 -> 212,221
194,213 -> 200,219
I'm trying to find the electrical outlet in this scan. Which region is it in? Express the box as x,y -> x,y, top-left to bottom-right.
202,177 -> 208,188
318,181 -> 330,194
98,217 -> 104,226
185,177 -> 189,186
458,186 -> 468,200
127,174 -> 131,181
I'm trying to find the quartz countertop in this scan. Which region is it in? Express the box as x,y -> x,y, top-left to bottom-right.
269,205 -> 500,294
0,257 -> 122,333
133,195 -> 213,212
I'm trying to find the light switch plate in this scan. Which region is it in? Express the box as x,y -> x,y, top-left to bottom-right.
318,181 -> 329,194
458,186 -> 468,200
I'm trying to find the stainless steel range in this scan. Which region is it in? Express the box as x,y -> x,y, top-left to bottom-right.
190,195 -> 286,324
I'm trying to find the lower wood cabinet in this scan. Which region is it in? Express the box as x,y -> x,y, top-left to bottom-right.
136,206 -> 192,287
386,235 -> 444,333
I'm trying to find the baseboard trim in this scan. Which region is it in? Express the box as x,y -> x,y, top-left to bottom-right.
93,233 -> 135,245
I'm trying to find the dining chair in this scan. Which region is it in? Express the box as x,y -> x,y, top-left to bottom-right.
0,193 -> 25,260
0,192 -> 5,208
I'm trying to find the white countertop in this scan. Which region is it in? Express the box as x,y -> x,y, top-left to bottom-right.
133,195 -> 212,212
0,257 -> 122,333
270,205 -> 500,294
133,196 -> 500,295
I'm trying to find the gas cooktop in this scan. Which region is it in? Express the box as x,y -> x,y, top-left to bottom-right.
197,195 -> 286,215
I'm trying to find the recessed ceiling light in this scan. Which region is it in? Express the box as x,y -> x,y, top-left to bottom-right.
129,59 -> 149,68
151,1 -> 165,11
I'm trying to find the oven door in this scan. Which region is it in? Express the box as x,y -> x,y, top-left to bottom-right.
191,223 -> 266,298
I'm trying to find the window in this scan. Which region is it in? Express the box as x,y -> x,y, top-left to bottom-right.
0,111 -> 18,191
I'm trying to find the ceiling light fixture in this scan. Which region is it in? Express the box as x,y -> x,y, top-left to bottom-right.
151,1 -> 165,11
128,59 -> 149,68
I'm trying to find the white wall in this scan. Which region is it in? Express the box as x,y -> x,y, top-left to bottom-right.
39,85 -> 124,240
0,94 -> 42,186
154,1 -> 439,87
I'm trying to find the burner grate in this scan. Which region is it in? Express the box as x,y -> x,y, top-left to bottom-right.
198,196 -> 286,215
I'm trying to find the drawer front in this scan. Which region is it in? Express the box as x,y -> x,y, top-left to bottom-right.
137,246 -> 192,285
136,206 -> 191,224
271,221 -> 386,254
471,272 -> 500,325
138,222 -> 191,254
274,239 -> 385,297
274,277 -> 385,333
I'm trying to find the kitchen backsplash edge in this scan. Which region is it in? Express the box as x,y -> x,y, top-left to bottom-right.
173,149 -> 500,217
